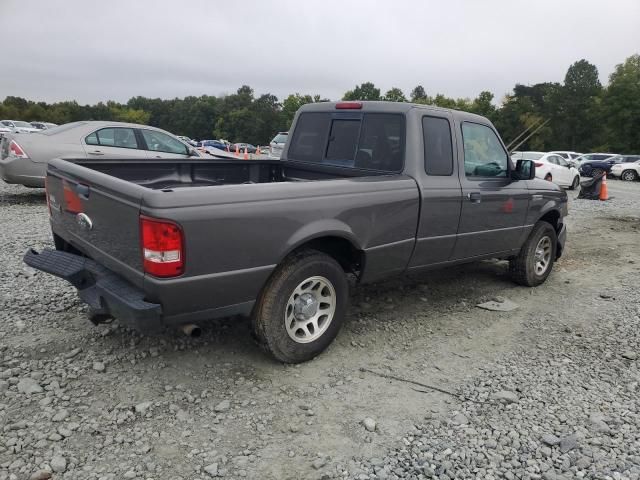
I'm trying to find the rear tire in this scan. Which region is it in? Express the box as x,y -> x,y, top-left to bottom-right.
510,221 -> 557,287
252,249 -> 348,363
591,168 -> 604,177
544,173 -> 553,182
621,170 -> 638,181
569,175 -> 580,190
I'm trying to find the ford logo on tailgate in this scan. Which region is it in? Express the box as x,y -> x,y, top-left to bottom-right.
76,213 -> 93,231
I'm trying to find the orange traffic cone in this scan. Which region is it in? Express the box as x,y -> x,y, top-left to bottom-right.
599,173 -> 609,201
243,147 -> 249,160
256,146 -> 261,155
234,144 -> 239,157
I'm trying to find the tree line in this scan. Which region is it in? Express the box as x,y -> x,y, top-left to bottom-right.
1,54 -> 638,153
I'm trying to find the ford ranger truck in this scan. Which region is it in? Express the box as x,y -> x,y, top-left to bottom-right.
25,101 -> 568,363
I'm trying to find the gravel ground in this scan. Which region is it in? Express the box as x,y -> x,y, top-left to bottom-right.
0,179 -> 639,480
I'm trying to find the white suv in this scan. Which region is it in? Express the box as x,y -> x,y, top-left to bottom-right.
269,132 -> 288,159
610,156 -> 640,181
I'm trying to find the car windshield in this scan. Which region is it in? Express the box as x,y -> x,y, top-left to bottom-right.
40,122 -> 87,136
272,133 -> 288,144
13,121 -> 33,128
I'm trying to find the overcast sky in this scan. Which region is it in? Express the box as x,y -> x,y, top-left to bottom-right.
1,0 -> 638,105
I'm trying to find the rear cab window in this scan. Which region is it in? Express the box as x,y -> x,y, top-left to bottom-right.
288,112 -> 404,172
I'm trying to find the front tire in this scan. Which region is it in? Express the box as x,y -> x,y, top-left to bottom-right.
621,170 -> 638,181
570,175 -> 580,190
510,221 -> 557,287
591,168 -> 604,177
252,249 -> 348,363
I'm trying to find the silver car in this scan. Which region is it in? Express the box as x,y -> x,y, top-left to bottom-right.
0,121 -> 201,188
268,131 -> 288,159
1,120 -> 40,134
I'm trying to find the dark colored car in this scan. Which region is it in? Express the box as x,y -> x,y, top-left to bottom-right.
198,140 -> 228,151
576,153 -> 618,177
232,143 -> 257,153
25,101 -> 567,363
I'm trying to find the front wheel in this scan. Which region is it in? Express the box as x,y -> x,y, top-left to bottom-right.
569,175 -> 580,190
509,221 -> 557,287
621,170 -> 638,181
252,249 -> 348,363
591,168 -> 604,177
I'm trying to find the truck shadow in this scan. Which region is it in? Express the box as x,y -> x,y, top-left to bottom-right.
0,189 -> 46,206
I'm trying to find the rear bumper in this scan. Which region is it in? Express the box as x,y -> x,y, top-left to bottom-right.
0,157 -> 46,187
24,248 -> 163,331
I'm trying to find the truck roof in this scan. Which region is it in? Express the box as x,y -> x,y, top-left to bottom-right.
298,101 -> 490,124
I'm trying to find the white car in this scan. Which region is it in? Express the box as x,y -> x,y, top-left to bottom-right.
610,156 -> 640,181
269,131 -> 288,159
512,151 -> 580,189
0,120 -> 40,134
550,151 -> 582,167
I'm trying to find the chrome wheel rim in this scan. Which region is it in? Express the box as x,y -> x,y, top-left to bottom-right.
622,171 -> 635,181
534,236 -> 552,276
285,276 -> 336,343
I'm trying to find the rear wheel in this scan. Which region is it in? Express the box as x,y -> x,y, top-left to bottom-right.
569,175 -> 580,190
621,170 -> 638,181
252,249 -> 348,363
591,168 -> 604,177
510,221 -> 557,287
544,173 -> 553,182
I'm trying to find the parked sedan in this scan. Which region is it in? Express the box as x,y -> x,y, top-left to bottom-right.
549,151 -> 582,167
30,122 -> 59,130
198,139 -> 228,151
268,131 -> 288,159
610,156 -> 640,181
0,120 -> 40,134
232,143 -> 257,154
0,121 -> 201,188
534,153 -> 581,189
575,153 -> 617,177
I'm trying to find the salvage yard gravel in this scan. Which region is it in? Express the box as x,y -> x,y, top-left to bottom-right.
1,180 -> 639,479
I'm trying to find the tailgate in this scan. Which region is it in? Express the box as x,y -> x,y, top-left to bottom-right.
46,158 -> 146,288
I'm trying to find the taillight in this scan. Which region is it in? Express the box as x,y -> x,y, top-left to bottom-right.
335,101 -> 363,109
534,162 -> 543,167
140,216 -> 184,277
63,180 -> 83,214
9,140 -> 29,158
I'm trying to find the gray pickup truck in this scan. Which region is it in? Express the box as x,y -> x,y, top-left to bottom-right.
25,101 -> 567,363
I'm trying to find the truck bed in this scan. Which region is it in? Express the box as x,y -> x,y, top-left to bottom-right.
65,158 -> 370,190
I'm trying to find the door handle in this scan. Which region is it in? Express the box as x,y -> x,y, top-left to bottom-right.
467,192 -> 481,203
88,150 -> 104,156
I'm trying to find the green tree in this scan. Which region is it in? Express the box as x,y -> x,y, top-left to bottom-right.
384,87 -> 407,102
603,54 -> 640,152
410,85 -> 427,102
342,82 -> 381,101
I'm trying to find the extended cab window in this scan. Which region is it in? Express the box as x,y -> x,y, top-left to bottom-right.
461,122 -> 508,177
86,128 -> 138,149
423,116 -> 453,176
141,130 -> 188,155
288,112 -> 404,172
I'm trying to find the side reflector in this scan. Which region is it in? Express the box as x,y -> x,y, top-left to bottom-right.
140,216 -> 184,277
335,102 -> 363,110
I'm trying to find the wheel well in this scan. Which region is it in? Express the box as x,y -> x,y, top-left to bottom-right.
292,236 -> 363,277
539,210 -> 560,231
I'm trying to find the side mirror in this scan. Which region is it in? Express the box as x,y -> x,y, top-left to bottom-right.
512,159 -> 535,180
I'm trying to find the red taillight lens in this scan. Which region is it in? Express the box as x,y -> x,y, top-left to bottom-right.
140,216 -> 184,277
9,140 -> 29,158
63,181 -> 83,214
335,101 -> 363,109
534,162 -> 544,167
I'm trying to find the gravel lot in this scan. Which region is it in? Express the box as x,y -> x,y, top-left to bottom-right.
1,179 -> 639,480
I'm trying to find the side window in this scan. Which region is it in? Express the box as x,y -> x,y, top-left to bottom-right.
85,132 -> 99,145
325,120 -> 360,164
461,122 -> 508,177
141,130 -> 189,155
548,156 -> 559,165
423,116 -> 453,176
557,156 -> 568,167
86,128 -> 138,149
